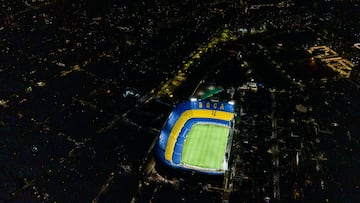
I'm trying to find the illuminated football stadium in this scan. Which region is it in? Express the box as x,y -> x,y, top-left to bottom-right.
156,99 -> 235,175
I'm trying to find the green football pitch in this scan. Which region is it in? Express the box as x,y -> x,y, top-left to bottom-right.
181,123 -> 230,170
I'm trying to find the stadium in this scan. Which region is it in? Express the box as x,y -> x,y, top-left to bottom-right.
156,98 -> 235,175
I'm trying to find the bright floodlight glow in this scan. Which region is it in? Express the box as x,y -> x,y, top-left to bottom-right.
190,97 -> 197,102
222,159 -> 228,170
228,101 -> 235,105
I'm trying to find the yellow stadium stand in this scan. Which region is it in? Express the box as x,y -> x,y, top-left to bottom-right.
164,109 -> 234,162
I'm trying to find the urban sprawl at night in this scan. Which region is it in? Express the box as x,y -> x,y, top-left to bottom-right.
1,0 -> 360,202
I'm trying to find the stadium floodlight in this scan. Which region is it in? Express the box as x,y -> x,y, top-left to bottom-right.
190,97 -> 197,102
228,101 -> 235,105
